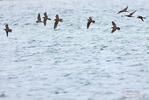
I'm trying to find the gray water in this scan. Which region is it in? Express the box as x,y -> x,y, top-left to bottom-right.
0,0 -> 149,100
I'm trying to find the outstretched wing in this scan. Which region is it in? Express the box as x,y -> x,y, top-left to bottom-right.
130,10 -> 136,16
138,16 -> 145,22
111,28 -> 116,33
87,22 -> 91,29
123,6 -> 128,11
48,18 -> 51,20
54,21 -> 58,29
139,17 -> 144,22
59,19 -> 63,22
141,18 -> 144,22
118,6 -> 128,14
112,21 -> 116,27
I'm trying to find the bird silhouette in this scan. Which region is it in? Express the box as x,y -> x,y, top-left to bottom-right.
125,10 -> 136,17
87,17 -> 95,29
111,21 -> 120,33
4,24 -> 12,37
137,16 -> 145,22
117,6 -> 128,14
54,14 -> 63,29
36,13 -> 42,23
43,12 -> 51,26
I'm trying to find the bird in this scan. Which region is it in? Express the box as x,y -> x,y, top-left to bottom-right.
137,16 -> 145,22
43,12 -> 51,26
4,24 -> 12,37
125,10 -> 136,17
36,13 -> 42,23
87,17 -> 95,29
111,21 -> 120,33
117,6 -> 128,14
54,14 -> 63,29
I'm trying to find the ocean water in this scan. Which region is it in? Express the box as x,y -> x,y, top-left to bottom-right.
0,0 -> 149,100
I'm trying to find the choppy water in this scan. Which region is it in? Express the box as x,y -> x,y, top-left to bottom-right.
0,0 -> 149,100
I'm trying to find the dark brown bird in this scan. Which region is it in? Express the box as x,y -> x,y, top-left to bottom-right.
54,14 -> 63,29
4,24 -> 12,37
111,21 -> 120,33
87,17 -> 95,29
36,13 -> 42,23
43,12 -> 51,26
125,10 -> 136,17
137,16 -> 145,22
117,6 -> 128,14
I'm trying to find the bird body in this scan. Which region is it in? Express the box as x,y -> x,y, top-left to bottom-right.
43,12 -> 51,26
137,16 -> 145,22
54,14 -> 63,29
111,21 -> 120,33
125,10 -> 136,17
4,24 -> 12,37
36,13 -> 42,23
87,17 -> 95,29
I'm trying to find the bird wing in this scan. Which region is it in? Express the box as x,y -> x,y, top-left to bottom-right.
123,6 -> 128,11
141,18 -> 144,22
118,6 -> 128,14
139,17 -> 144,22
111,28 -> 116,33
54,21 -> 58,29
118,10 -> 122,14
112,21 -> 117,27
87,22 -> 91,29
59,19 -> 63,22
130,10 -> 136,16
48,18 -> 51,20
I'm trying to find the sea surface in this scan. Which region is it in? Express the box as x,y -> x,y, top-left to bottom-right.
0,0 -> 149,100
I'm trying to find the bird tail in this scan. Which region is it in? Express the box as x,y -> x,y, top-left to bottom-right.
117,27 -> 120,30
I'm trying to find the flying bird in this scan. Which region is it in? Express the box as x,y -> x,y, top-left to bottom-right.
36,13 -> 42,23
125,10 -> 136,17
137,16 -> 145,22
54,14 -> 63,29
111,21 -> 120,33
87,17 -> 95,29
4,24 -> 12,37
43,12 -> 51,26
117,6 -> 128,14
